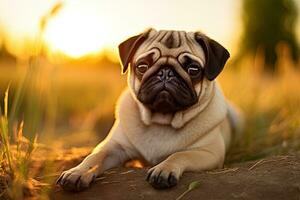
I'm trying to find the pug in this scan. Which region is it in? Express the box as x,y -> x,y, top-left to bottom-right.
57,28 -> 243,191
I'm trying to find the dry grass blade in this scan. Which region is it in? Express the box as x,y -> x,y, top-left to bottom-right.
249,159 -> 265,170
120,170 -> 134,175
0,85 -> 47,200
0,86 -> 13,175
100,181 -> 121,185
49,2 -> 64,16
207,167 -> 239,174
40,2 -> 64,31
4,86 -> 9,118
249,156 -> 292,170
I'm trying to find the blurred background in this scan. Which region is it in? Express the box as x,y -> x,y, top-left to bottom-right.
0,0 -> 299,161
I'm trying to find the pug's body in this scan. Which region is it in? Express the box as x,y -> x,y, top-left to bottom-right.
57,29 -> 243,191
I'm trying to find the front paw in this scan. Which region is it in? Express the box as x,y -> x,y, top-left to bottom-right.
56,165 -> 98,192
146,163 -> 180,189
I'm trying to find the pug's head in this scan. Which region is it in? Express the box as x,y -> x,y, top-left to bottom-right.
118,29 -> 229,114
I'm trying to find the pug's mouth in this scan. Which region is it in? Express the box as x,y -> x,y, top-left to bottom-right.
137,76 -> 198,114
151,90 -> 177,113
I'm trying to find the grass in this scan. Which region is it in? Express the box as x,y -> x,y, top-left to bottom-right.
0,83 -> 90,199
176,180 -> 201,200
223,50 -> 300,164
0,87 -> 13,178
0,87 -> 41,199
0,3 -> 65,199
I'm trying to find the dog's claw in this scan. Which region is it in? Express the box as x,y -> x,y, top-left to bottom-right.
75,176 -> 82,190
146,169 -> 154,181
168,172 -> 178,186
56,174 -> 63,185
92,174 -> 97,182
146,169 -> 178,189
56,167 -> 98,192
59,172 -> 68,185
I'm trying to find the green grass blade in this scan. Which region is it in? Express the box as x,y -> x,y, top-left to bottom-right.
176,180 -> 201,200
188,180 -> 201,190
9,69 -> 29,131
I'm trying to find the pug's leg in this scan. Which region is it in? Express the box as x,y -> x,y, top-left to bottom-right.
57,124 -> 133,191
147,129 -> 225,189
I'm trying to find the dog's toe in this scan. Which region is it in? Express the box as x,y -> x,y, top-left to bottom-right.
147,169 -> 178,189
56,167 -> 97,192
57,172 -> 82,192
62,176 -> 82,192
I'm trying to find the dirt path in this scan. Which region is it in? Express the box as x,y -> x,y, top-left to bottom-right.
52,154 -> 300,200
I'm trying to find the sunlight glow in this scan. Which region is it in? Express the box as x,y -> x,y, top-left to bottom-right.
0,0 -> 245,59
44,8 -> 110,58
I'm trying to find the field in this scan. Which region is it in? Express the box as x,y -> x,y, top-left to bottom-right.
0,47 -> 299,199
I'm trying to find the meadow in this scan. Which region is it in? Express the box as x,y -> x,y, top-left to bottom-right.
0,46 -> 299,199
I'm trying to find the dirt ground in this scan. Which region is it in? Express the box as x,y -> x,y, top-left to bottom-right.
52,153 -> 300,200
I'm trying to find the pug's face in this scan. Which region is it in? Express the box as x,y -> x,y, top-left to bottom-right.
119,29 -> 229,114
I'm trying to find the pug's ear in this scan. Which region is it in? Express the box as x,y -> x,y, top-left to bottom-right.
118,32 -> 149,74
195,33 -> 230,80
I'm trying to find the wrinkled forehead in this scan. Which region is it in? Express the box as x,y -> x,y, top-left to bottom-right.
133,29 -> 205,62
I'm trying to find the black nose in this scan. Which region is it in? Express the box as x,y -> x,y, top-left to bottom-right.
157,68 -> 175,81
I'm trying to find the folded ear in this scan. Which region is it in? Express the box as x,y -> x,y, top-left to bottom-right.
195,33 -> 230,80
118,32 -> 149,74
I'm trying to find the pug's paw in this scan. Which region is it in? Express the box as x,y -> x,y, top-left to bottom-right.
56,165 -> 98,192
146,163 -> 180,189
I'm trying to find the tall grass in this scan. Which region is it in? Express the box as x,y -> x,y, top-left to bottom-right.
0,87 -> 41,199
0,2 -> 64,199
224,46 -> 300,163
0,87 -> 13,175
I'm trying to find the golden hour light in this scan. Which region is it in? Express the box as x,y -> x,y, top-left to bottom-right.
43,6 -> 111,58
1,0 -> 300,199
0,0 -> 243,59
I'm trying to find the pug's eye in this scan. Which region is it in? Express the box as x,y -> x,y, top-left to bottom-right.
136,64 -> 149,74
187,63 -> 201,77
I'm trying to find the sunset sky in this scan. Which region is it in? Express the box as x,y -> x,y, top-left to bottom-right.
0,0 -> 299,58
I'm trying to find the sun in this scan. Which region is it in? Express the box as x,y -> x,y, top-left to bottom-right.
44,7 -> 110,58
